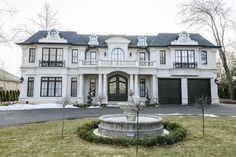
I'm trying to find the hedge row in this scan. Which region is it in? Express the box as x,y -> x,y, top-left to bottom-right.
77,120 -> 187,147
0,90 -> 20,102
218,87 -> 236,99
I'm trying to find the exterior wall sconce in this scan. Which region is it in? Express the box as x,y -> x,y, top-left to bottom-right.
20,77 -> 24,83
104,52 -> 107,57
214,78 -> 219,85
129,52 -> 132,57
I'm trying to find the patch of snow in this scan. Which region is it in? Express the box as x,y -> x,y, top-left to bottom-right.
203,114 -> 219,117
158,113 -> 219,117
0,103 -> 78,111
88,106 -> 102,108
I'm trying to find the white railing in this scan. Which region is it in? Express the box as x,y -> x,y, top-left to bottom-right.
82,60 -> 98,66
80,60 -> 156,67
139,61 -> 155,67
101,60 -> 136,66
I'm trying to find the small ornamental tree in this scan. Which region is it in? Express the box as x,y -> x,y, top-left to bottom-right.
16,90 -> 20,100
194,95 -> 211,137
0,90 -> 2,104
57,96 -> 70,139
5,90 -> 9,101
145,87 -> 150,105
97,95 -> 104,106
9,90 -> 13,101
87,88 -> 93,105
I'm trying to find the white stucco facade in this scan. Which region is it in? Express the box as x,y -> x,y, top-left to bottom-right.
18,30 -> 219,104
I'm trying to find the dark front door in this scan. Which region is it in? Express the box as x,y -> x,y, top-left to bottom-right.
188,79 -> 211,104
108,75 -> 128,101
158,78 -> 181,104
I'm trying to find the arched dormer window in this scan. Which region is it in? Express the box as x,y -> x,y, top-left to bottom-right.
88,35 -> 99,45
111,48 -> 125,60
137,36 -> 147,46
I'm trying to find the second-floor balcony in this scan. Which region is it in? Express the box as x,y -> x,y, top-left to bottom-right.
39,60 -> 65,67
173,62 -> 198,69
81,60 -> 155,67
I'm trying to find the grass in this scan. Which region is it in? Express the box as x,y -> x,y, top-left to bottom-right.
0,116 -> 236,157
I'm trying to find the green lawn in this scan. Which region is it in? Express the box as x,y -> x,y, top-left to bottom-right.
0,116 -> 235,157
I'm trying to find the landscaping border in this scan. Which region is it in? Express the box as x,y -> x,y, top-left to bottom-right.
77,120 -> 187,147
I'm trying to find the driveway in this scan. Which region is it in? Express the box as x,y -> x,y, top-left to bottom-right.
0,103 -> 236,128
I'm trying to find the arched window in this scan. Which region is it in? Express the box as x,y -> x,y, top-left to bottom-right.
111,48 -> 125,60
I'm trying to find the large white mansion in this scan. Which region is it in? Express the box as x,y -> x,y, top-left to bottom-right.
17,29 -> 219,105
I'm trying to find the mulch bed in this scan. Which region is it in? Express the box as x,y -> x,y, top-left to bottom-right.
220,99 -> 236,104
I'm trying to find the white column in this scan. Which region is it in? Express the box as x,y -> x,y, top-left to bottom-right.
62,75 -> 68,97
181,78 -> 188,105
103,74 -> 107,101
98,74 -> 102,97
78,74 -> 84,103
130,74 -> 134,92
152,75 -> 156,99
211,78 -> 219,104
134,74 -> 139,98
156,77 -> 158,103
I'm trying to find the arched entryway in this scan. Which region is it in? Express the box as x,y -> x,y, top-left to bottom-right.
108,74 -> 128,101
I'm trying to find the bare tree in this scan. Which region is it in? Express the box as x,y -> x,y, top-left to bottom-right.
57,96 -> 71,139
16,2 -> 59,40
194,96 -> 211,137
0,7 -> 16,44
30,2 -> 59,31
179,0 -> 235,99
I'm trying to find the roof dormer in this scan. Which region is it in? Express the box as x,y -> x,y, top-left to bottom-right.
38,29 -> 67,43
137,36 -> 147,46
171,31 -> 198,45
88,35 -> 99,45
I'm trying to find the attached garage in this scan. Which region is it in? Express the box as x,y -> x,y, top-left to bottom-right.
188,79 -> 211,104
158,78 -> 181,104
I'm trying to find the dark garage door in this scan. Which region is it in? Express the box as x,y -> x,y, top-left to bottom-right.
158,79 -> 181,104
188,79 -> 211,104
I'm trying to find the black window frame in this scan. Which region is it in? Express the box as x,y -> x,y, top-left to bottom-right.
174,50 -> 196,68
72,49 -> 78,63
27,77 -> 34,97
41,48 -> 63,67
140,79 -> 146,97
71,77 -> 77,97
160,50 -> 166,64
29,48 -> 36,63
201,51 -> 207,65
40,77 -> 62,97
89,78 -> 96,97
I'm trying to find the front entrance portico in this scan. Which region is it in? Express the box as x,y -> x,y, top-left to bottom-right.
108,74 -> 128,101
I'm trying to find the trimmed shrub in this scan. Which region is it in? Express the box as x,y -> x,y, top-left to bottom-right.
77,120 -> 187,147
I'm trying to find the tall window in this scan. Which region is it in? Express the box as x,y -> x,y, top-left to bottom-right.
160,50 -> 166,64
139,52 -> 145,60
90,51 -> 96,60
27,77 -> 34,97
29,48 -> 35,63
40,77 -> 62,97
201,51 -> 207,64
175,50 -> 195,68
42,48 -> 63,67
90,78 -> 96,97
71,78 -> 77,97
112,48 -> 125,60
72,49 -> 78,63
140,79 -> 146,97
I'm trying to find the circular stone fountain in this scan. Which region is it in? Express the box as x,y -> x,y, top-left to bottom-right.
96,102 -> 164,138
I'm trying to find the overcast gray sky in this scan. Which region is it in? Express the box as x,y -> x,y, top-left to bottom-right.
0,0 -> 236,76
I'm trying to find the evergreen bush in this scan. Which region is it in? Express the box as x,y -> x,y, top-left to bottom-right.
77,120 -> 187,147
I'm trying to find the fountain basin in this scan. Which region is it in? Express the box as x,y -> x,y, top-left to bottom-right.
98,114 -> 163,138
